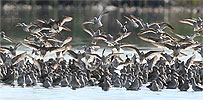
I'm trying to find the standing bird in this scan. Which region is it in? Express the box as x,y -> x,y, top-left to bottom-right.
147,80 -> 160,91
190,77 -> 203,91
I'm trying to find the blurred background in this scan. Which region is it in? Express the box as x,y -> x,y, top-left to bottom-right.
0,0 -> 203,7
0,0 -> 202,47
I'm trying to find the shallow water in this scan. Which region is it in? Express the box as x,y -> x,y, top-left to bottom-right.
0,83 -> 202,100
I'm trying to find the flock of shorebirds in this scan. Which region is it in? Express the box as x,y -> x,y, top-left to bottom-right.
0,11 -> 202,92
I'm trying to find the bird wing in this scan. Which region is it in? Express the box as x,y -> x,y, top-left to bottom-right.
185,55 -> 195,68
49,47 -> 66,53
4,36 -> 13,43
124,16 -> 131,22
58,16 -> 72,26
12,52 -> 27,65
62,37 -> 72,46
14,42 -> 22,50
61,26 -> 71,32
115,32 -> 132,42
179,52 -> 187,56
170,31 -> 185,39
46,38 -> 63,43
98,11 -> 109,21
93,35 -> 107,41
138,35 -> 158,43
122,46 -> 141,57
107,52 -> 123,60
21,42 -> 40,50
36,18 -> 47,23
86,53 -> 102,60
180,43 -> 201,49
159,22 -> 175,30
130,15 -> 144,27
0,47 -> 10,51
144,50 -> 164,58
66,50 -> 79,59
82,21 -> 94,25
137,29 -> 156,35
27,54 -> 41,69
116,19 -> 123,27
82,27 -> 94,37
179,19 -> 195,26
151,42 -> 174,50
164,43 -> 177,50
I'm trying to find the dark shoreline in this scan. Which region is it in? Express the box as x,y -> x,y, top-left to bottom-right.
1,4 -> 202,14
1,0 -> 203,7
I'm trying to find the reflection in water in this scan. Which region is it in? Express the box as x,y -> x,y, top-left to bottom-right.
0,6 -> 202,47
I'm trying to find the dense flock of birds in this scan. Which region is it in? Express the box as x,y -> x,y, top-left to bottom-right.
0,11 -> 203,92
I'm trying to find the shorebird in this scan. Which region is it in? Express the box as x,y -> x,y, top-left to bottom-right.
116,19 -> 128,34
194,45 -> 203,58
179,79 -> 190,91
66,50 -> 86,61
43,77 -> 52,88
152,42 -> 200,57
11,52 -> 27,65
166,75 -> 179,89
36,16 -> 72,33
127,77 -> 140,91
16,22 -> 35,33
146,56 -> 158,72
21,42 -> 66,57
69,73 -> 81,90
161,53 -> 174,63
148,66 -> 160,82
25,74 -> 32,86
179,17 -> 203,32
147,80 -> 160,91
93,32 -> 132,47
138,35 -> 172,44
100,76 -> 111,91
113,76 -> 122,87
130,15 -> 149,30
171,32 -> 201,44
124,16 -> 139,28
17,72 -> 25,86
0,31 -> 13,43
0,43 -> 21,56
1,68 -> 15,85
82,11 -> 108,28
16,22 -> 47,34
86,49 -> 123,65
130,15 -> 174,32
78,45 -> 100,60
123,46 -> 163,63
82,27 -> 103,44
190,77 -> 203,91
